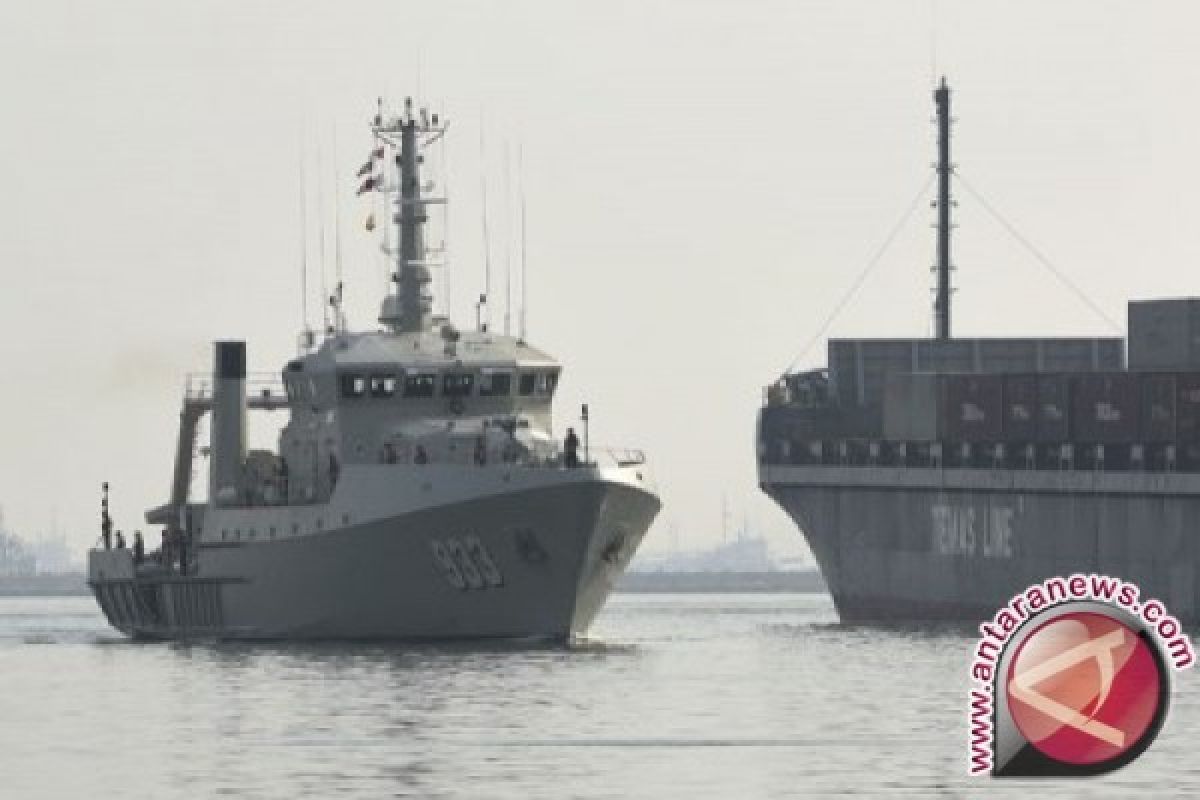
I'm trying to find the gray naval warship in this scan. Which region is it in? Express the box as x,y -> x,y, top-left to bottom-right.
88,98 -> 660,640
758,80 -> 1200,624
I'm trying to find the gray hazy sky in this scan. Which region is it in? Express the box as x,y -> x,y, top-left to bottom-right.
2,2 -> 1198,560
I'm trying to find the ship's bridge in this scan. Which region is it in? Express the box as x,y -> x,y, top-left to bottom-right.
269,328 -> 569,500
284,329 -> 561,431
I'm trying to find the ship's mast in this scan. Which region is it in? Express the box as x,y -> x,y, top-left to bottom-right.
933,77 -> 953,340
374,98 -> 447,333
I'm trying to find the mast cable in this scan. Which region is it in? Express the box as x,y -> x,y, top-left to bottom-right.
317,137 -> 329,332
479,121 -> 492,331
503,139 -> 512,337
779,173 -> 936,377
440,105 -> 451,320
299,142 -> 309,336
519,143 -> 527,341
953,170 -> 1122,332
333,125 -> 344,332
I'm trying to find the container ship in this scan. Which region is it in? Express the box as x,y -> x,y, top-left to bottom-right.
757,80 -> 1200,624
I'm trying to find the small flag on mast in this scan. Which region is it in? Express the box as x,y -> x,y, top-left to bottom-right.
371,146 -> 385,160
356,161 -> 373,177
365,213 -> 376,232
356,177 -> 376,195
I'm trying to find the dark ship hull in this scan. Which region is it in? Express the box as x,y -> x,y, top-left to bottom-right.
761,462 -> 1200,624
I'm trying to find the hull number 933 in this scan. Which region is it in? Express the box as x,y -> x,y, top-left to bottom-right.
429,536 -> 505,590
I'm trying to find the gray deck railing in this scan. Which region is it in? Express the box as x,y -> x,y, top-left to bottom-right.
588,448 -> 648,468
760,437 -> 1192,474
183,373 -> 288,410
385,444 -> 647,470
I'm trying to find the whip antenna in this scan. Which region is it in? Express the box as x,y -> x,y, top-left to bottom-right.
519,143 -> 527,342
503,139 -> 512,337
478,119 -> 492,332
332,125 -> 345,333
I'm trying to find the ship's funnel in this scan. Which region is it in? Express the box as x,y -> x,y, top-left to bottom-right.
209,341 -> 247,505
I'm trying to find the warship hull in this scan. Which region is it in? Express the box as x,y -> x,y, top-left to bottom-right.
761,464 -> 1200,625
89,470 -> 659,641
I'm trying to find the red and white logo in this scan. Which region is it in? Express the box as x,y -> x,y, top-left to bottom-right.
966,575 -> 1193,777
1006,611 -> 1162,768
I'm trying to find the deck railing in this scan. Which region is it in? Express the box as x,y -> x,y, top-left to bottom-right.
760,437 -> 1192,474
183,373 -> 288,409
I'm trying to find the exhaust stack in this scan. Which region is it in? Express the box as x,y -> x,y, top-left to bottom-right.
209,340 -> 247,505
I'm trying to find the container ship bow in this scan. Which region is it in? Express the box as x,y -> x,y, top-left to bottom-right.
758,79 -> 1200,625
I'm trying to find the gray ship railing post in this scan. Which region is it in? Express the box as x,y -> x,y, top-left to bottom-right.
100,481 -> 112,550
582,403 -> 590,466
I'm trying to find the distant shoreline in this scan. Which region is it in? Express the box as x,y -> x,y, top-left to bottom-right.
0,570 -> 830,597
0,573 -> 88,596
617,570 -> 827,594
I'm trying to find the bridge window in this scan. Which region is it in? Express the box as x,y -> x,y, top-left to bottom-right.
340,374 -> 367,398
404,374 -> 436,398
520,371 -> 558,396
443,373 -> 475,397
480,371 -> 512,397
370,374 -> 398,398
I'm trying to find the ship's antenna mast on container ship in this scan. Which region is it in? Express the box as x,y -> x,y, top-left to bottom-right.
372,97 -> 447,334
933,77 -> 954,340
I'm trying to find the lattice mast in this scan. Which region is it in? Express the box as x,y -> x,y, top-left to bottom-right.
933,77 -> 953,340
371,98 -> 447,333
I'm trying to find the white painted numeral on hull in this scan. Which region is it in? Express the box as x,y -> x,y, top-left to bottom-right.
430,536 -> 505,590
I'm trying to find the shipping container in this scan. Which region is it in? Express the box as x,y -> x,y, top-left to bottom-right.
942,374 -> 1004,442
1003,374 -> 1038,442
914,339 -> 976,373
761,404 -> 883,446
1036,375 -> 1070,442
1071,373 -> 1141,443
882,373 -> 940,441
1141,373 -> 1177,443
1038,339 -> 1125,373
1176,373 -> 1200,443
828,337 -> 1123,407
1129,298 -> 1200,370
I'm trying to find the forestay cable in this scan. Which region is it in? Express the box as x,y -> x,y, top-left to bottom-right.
780,173 -> 937,377
954,170 -> 1122,333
